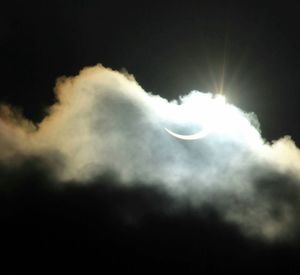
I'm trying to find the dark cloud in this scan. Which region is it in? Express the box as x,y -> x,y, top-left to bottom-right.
1,158 -> 300,273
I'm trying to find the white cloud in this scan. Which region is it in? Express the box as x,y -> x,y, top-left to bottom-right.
1,64 -> 300,241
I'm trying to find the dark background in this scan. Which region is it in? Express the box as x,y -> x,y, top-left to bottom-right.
1,1 -> 300,142
1,1 -> 300,273
1,159 -> 300,274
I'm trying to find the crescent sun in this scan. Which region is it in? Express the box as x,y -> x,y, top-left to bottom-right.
164,127 -> 210,140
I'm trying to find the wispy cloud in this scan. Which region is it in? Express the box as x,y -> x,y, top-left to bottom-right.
1,64 -> 300,241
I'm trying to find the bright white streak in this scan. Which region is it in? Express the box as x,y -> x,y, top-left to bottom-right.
164,127 -> 210,140
164,94 -> 225,141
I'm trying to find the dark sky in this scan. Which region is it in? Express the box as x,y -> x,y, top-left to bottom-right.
1,1 -> 300,273
1,1 -> 300,142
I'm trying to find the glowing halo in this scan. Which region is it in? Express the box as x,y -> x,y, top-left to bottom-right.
163,93 -> 226,141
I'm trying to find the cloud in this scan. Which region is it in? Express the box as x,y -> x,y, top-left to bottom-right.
0,157 -> 264,273
1,64 -> 300,241
1,157 -> 300,273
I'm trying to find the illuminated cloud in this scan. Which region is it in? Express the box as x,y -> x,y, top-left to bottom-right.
1,64 -> 300,241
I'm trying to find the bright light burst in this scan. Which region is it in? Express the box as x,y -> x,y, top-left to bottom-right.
164,91 -> 262,147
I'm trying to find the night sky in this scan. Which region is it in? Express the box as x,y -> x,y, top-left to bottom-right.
1,1 -> 300,274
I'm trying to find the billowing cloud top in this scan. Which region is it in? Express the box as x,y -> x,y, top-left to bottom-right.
1,64 -> 300,241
